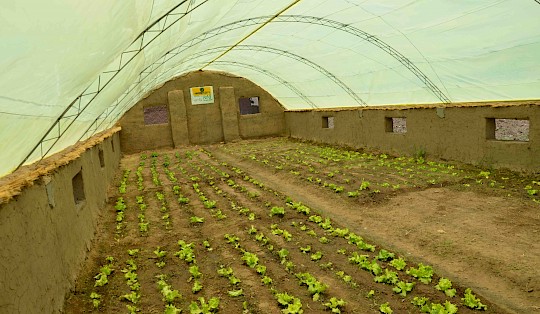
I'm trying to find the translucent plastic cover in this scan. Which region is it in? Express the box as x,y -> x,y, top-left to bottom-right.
1,0 -> 539,176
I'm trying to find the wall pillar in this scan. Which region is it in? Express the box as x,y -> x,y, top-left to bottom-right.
219,86 -> 241,142
167,90 -> 190,147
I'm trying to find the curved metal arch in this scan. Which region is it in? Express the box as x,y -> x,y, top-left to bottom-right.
29,13 -> 453,169
193,60 -> 317,108
139,15 -> 450,103
81,43 -> 366,140
87,14 -> 452,141
127,14 -> 451,107
90,14 -> 452,137
163,45 -> 366,106
201,45 -> 366,106
85,14 -> 454,140
275,15 -> 451,104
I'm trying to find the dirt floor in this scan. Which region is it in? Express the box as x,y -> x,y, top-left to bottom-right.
64,138 -> 539,313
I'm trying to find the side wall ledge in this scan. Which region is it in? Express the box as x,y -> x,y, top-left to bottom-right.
0,127 -> 122,313
285,103 -> 539,173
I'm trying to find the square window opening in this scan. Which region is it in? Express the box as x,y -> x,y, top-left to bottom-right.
143,105 -> 169,125
72,170 -> 86,205
386,117 -> 407,134
322,116 -> 334,129
487,118 -> 529,141
98,148 -> 105,168
239,97 -> 260,115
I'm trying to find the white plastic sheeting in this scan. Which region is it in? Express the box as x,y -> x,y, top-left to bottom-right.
1,0 -> 539,176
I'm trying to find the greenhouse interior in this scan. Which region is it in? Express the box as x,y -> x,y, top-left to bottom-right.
0,1 -> 539,313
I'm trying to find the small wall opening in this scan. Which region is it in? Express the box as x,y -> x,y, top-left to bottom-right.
72,170 -> 85,205
143,105 -> 169,125
385,117 -> 407,134
322,116 -> 334,129
239,97 -> 260,115
486,118 -> 529,141
98,148 -> 105,168
111,138 -> 115,152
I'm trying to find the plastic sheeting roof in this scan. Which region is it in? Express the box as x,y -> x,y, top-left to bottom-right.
1,0 -> 539,177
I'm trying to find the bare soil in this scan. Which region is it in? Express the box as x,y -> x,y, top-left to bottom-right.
64,138 -> 539,313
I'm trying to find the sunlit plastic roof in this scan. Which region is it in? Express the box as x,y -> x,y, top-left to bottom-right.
1,0 -> 539,176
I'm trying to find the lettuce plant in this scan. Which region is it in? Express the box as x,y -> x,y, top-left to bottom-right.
435,278 -> 456,297
462,288 -> 487,310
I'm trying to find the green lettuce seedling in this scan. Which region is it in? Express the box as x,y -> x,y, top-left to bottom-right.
392,281 -> 415,297
462,288 -> 487,310
324,297 -> 346,313
406,263 -> 434,284
435,278 -> 456,297
379,302 -> 393,314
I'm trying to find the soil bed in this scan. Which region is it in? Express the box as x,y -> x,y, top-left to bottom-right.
64,138 -> 539,313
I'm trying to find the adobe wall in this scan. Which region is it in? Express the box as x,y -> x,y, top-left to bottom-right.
0,131 -> 121,313
119,70 -> 286,153
285,103 -> 540,173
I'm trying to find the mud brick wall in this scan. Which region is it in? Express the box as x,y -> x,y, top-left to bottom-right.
0,132 -> 121,313
285,103 -> 540,173
119,71 -> 287,153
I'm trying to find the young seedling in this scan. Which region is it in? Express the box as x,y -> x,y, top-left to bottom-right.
406,263 -> 434,284
296,272 -> 328,301
261,276 -> 273,286
389,257 -> 406,270
376,249 -> 395,261
429,301 -> 458,314
275,292 -> 303,314
323,297 -> 346,313
435,277 -> 457,297
256,265 -> 266,276
299,245 -> 311,253
379,302 -> 393,314
189,297 -> 220,313
462,288 -> 487,310
310,251 -> 323,261
411,296 -> 431,312
374,269 -> 399,285
90,292 -> 101,309
278,248 -> 290,263
242,251 -> 259,268
247,225 -> 258,235
392,281 -> 415,297
190,216 -> 204,224
270,206 -> 285,217
228,289 -> 244,297
319,236 -> 330,244
202,240 -> 212,251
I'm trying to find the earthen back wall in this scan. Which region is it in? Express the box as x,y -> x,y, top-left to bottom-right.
119,71 -> 286,153
285,104 -> 539,173
0,133 -> 121,313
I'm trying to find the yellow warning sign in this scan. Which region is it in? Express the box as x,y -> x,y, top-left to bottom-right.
190,86 -> 214,105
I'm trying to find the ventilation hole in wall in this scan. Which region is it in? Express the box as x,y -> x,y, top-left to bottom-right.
72,170 -> 86,205
98,147 -> 105,168
486,118 -> 529,141
385,117 -> 407,134
239,97 -> 260,115
322,116 -> 334,129
111,138 -> 115,152
144,105 -> 169,125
